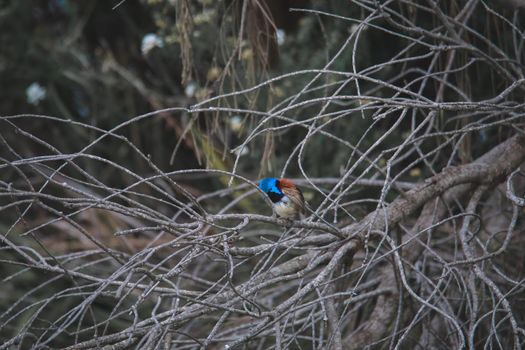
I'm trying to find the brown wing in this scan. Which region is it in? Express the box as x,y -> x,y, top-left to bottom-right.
280,179 -> 305,215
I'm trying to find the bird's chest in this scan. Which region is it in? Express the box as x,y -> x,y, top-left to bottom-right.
273,196 -> 297,219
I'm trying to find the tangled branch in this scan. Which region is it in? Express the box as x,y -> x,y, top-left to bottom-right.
1,1 -> 525,349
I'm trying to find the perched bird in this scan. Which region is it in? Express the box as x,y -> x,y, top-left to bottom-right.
258,178 -> 305,220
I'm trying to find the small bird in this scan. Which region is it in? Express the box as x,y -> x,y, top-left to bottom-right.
258,177 -> 305,220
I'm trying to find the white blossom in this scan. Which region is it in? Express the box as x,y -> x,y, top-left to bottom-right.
184,81 -> 197,98
233,145 -> 249,157
229,115 -> 243,132
276,29 -> 285,46
26,82 -> 46,105
141,33 -> 163,55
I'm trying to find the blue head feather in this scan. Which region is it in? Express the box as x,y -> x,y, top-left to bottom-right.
259,178 -> 284,203
259,178 -> 281,194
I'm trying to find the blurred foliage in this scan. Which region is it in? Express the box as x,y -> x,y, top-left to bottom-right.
0,1 -> 381,180
2,0 -> 519,183
1,0 -> 523,232
1,0 -> 523,250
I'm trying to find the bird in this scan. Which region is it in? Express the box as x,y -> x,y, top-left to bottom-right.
258,177 -> 305,220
